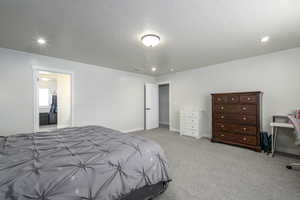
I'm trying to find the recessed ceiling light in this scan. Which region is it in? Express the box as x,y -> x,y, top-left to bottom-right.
141,34 -> 160,47
151,67 -> 157,72
40,77 -> 51,81
170,68 -> 174,72
37,37 -> 47,45
260,36 -> 270,43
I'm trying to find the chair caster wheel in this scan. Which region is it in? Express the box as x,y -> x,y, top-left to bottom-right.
286,165 -> 292,170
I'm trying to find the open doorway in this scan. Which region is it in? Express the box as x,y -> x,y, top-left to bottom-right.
33,68 -> 73,132
159,83 -> 170,129
144,82 -> 171,131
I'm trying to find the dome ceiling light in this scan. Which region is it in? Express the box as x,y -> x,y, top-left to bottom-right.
141,34 -> 160,47
151,67 -> 157,72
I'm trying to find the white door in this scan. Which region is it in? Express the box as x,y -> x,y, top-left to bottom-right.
56,73 -> 72,128
145,83 -> 159,130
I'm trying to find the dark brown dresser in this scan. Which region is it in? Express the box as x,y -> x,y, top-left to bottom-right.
211,91 -> 262,151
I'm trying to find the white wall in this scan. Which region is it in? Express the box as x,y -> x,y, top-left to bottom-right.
159,84 -> 169,125
157,47 -> 300,155
0,48 -> 155,135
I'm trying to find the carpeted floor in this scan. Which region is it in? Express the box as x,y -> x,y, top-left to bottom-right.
132,128 -> 300,200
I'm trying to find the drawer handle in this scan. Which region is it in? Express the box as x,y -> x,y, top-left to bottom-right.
231,98 -> 235,101
221,125 -> 225,128
243,137 -> 247,141
243,117 -> 247,120
221,116 -> 224,119
247,97 -> 251,100
243,128 -> 247,131
242,107 -> 247,110
221,106 -> 224,110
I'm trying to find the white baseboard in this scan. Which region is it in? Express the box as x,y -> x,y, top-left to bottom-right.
170,127 -> 180,132
122,128 -> 144,133
159,121 -> 169,125
276,146 -> 300,156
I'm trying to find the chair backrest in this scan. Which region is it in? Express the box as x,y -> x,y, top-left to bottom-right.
288,116 -> 300,145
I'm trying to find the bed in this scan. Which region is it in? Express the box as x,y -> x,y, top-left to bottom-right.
0,126 -> 170,200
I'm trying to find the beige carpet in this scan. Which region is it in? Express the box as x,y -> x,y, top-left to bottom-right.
132,128 -> 300,200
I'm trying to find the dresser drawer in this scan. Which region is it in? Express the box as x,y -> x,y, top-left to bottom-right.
215,132 -> 237,141
214,105 -> 239,113
215,114 -> 256,125
237,135 -> 257,146
232,125 -> 257,135
227,95 -> 239,104
238,115 -> 256,125
214,123 -> 257,136
240,95 -> 257,104
214,113 -> 228,122
214,95 -> 227,104
215,132 -> 257,146
240,105 -> 257,115
214,105 -> 256,115
215,123 -> 232,132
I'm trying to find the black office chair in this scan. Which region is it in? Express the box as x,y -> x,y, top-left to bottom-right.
49,95 -> 57,124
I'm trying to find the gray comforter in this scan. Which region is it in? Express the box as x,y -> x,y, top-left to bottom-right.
0,126 -> 170,200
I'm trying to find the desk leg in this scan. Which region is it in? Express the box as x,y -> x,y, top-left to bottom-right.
272,127 -> 278,157
274,127 -> 278,154
271,126 -> 275,157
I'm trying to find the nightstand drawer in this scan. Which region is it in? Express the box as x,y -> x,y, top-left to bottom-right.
181,118 -> 199,127
181,129 -> 199,138
181,112 -> 199,118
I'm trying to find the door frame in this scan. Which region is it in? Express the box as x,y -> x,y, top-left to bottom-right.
157,81 -> 172,130
32,66 -> 74,132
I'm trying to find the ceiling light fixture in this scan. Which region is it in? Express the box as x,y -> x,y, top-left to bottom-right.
141,34 -> 160,47
151,67 -> 157,72
37,37 -> 47,45
170,68 -> 174,72
260,36 -> 270,43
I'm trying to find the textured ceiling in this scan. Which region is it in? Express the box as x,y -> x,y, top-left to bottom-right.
0,0 -> 300,76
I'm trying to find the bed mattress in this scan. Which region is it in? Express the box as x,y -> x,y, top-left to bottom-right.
0,126 -> 170,200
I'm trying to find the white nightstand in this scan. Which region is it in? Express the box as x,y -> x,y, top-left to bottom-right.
180,110 -> 202,139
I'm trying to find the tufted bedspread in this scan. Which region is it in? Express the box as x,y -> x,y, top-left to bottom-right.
0,126 -> 170,200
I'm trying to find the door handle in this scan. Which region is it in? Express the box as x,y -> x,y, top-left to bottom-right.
145,108 -> 151,110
